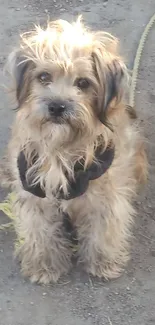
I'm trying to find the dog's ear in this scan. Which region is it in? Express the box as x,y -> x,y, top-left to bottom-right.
92,33 -> 128,124
7,50 -> 34,106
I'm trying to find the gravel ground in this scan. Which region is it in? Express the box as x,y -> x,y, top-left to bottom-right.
0,1 -> 155,324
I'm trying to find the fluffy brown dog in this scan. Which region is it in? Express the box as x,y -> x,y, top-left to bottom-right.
2,17 -> 147,284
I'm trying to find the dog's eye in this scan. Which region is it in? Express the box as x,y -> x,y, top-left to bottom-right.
37,72 -> 52,84
75,78 -> 90,90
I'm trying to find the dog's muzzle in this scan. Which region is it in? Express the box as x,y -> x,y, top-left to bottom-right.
47,99 -> 73,123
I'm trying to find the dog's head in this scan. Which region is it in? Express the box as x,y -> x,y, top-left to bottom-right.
7,17 -> 128,146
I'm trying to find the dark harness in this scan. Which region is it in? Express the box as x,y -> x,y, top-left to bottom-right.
17,145 -> 115,200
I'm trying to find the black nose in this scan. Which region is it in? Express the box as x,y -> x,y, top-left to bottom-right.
48,100 -> 66,116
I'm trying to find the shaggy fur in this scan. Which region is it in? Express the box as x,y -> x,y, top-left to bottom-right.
1,17 -> 148,284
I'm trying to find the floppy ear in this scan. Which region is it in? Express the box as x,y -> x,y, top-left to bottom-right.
92,42 -> 127,124
7,50 -> 34,106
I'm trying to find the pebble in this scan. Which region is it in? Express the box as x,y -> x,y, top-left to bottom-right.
45,9 -> 49,13
16,8 -> 20,11
42,292 -> 47,296
148,203 -> 152,208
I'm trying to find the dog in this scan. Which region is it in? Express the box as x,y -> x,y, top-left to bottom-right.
2,17 -> 148,284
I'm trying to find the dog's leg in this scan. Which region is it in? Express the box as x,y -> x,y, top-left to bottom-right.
14,195 -> 72,284
76,194 -> 134,280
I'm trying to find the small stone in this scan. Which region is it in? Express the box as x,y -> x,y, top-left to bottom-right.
16,8 -> 20,11
30,302 -> 34,305
45,9 -> 48,13
126,286 -> 130,291
60,8 -> 66,11
24,5 -> 27,8
42,292 -> 47,296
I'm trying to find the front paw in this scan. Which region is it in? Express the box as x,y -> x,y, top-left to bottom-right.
22,268 -> 62,284
84,261 -> 124,280
18,242 -> 72,284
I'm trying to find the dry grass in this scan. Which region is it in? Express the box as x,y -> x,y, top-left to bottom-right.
0,192 -> 16,230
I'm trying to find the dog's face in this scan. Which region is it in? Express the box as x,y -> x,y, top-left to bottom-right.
8,18 -> 127,145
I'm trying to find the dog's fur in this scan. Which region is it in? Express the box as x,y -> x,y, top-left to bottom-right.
2,17 -> 148,284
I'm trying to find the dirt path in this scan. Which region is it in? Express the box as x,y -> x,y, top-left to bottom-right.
0,1 -> 155,324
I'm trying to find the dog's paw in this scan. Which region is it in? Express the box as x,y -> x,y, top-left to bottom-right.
84,261 -> 124,280
20,249 -> 72,284
22,268 -> 62,284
